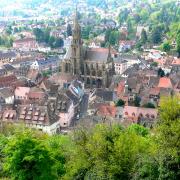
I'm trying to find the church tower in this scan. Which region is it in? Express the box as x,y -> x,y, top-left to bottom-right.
70,7 -> 82,75
103,45 -> 115,88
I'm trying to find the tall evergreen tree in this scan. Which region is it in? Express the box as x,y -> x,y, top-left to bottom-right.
176,32 -> 180,57
140,29 -> 147,44
67,24 -> 72,37
151,27 -> 162,44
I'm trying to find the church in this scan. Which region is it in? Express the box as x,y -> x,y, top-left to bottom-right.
61,9 -> 115,88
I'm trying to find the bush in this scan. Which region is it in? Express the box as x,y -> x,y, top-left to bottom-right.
143,102 -> 156,108
115,99 -> 125,106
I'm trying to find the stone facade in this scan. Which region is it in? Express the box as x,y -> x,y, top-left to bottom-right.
61,10 -> 115,88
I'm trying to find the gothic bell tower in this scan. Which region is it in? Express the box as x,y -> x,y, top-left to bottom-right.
103,45 -> 115,88
71,7 -> 82,75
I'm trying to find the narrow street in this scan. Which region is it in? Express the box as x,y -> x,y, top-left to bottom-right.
70,93 -> 89,127
79,93 -> 89,118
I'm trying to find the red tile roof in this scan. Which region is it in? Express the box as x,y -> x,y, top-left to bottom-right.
115,81 -> 125,97
2,110 -> 17,120
158,77 -> 173,89
28,91 -> 45,99
171,58 -> 180,65
14,38 -> 36,43
123,106 -> 158,122
0,75 -> 17,88
149,87 -> 160,95
0,75 -> 17,83
98,104 -> 117,117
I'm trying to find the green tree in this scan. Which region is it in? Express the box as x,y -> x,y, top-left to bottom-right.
150,62 -> 158,67
0,135 -> 7,177
176,32 -> 180,57
33,28 -> 44,42
127,124 -> 149,137
3,130 -> 57,180
65,124 -> 151,179
133,153 -> 159,180
0,35 -> 13,48
105,28 -> 111,43
49,36 -> 56,48
13,27 -> 19,33
5,26 -> 12,35
47,135 -> 70,177
109,30 -> 120,45
156,96 -> 180,179
118,8 -> 129,25
44,28 -> 50,44
115,99 -> 125,107
134,14 -> 141,24
140,29 -> 148,44
139,9 -> 149,23
143,102 -> 156,108
134,96 -> 141,107
162,41 -> 171,52
158,68 -> 165,77
67,24 -> 72,37
54,38 -> 64,48
151,26 -> 162,44
82,26 -> 92,40
135,41 -> 143,51
20,34 -> 25,39
9,38 -> 13,47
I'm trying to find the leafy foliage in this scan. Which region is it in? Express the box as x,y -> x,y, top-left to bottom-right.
105,29 -> 120,45
158,68 -> 165,77
150,62 -> 158,67
176,32 -> 180,57
33,28 -> 64,48
140,29 -> 148,44
67,24 -> 72,37
161,41 -> 171,52
115,99 -> 125,107
0,127 -> 68,180
151,26 -> 162,44
0,36 -> 13,47
156,96 -> 180,179
143,102 -> 156,108
65,124 -> 151,179
133,96 -> 141,107
3,130 -> 56,180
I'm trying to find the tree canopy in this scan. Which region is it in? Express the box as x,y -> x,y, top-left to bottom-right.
33,28 -> 64,48
162,41 -> 171,52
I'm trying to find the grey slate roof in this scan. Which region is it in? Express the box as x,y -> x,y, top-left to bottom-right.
56,93 -> 72,113
0,88 -> 13,98
85,50 -> 108,62
2,64 -> 15,71
96,89 -> 115,102
37,56 -> 59,66
66,89 -> 79,105
0,51 -> 16,59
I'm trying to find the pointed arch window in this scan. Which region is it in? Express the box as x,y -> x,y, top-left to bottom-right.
74,48 -> 76,56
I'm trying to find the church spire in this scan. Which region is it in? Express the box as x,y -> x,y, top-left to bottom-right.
73,5 -> 79,29
107,44 -> 112,63
71,5 -> 82,75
